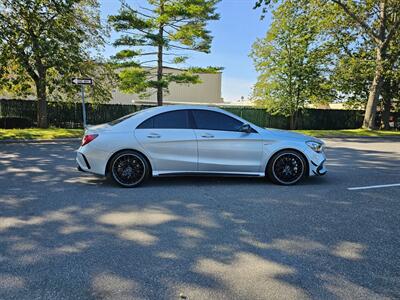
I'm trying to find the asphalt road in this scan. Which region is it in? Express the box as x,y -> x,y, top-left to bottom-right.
0,137 -> 399,300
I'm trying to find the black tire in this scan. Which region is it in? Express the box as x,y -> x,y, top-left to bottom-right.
109,150 -> 149,188
267,150 -> 307,185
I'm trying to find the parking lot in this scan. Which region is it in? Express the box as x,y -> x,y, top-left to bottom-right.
0,137 -> 399,299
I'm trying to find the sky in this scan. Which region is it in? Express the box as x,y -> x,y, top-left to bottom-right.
99,0 -> 272,102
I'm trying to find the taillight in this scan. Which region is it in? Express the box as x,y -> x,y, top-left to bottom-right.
81,134 -> 98,146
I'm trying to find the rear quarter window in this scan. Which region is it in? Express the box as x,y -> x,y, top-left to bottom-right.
137,110 -> 190,129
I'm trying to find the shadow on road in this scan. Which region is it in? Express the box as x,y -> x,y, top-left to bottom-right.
0,140 -> 399,299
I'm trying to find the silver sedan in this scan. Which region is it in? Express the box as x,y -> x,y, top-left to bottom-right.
76,105 -> 327,187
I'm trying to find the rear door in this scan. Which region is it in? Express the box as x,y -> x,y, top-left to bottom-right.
191,109 -> 263,173
134,109 -> 198,173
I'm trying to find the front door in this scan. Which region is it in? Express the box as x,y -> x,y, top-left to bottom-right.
191,109 -> 263,173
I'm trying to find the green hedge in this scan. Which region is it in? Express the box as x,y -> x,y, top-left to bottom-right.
298,109 -> 364,130
0,99 -> 144,128
0,99 -> 364,129
223,106 -> 364,130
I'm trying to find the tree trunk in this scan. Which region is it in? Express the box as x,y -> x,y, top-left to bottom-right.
156,36 -> 163,106
362,46 -> 384,129
381,89 -> 391,130
290,114 -> 295,130
35,77 -> 48,128
156,2 -> 164,106
294,109 -> 299,130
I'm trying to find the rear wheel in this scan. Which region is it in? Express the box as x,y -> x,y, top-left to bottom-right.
109,151 -> 149,187
267,150 -> 307,185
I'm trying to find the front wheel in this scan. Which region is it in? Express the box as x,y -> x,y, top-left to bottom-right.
267,150 -> 307,185
109,151 -> 149,188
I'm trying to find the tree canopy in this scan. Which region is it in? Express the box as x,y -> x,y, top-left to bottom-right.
254,0 -> 400,129
251,0 -> 333,129
0,0 -> 111,127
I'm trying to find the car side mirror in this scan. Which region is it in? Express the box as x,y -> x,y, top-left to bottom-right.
239,123 -> 252,133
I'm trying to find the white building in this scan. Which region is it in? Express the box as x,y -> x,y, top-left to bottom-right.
111,67 -> 224,105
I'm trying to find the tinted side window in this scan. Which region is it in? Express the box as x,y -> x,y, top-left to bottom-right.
191,110 -> 243,132
137,110 -> 189,129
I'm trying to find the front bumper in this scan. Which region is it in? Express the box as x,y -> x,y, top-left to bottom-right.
311,159 -> 327,176
306,147 -> 327,177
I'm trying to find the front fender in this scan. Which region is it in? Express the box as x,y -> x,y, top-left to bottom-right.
261,140 -> 312,174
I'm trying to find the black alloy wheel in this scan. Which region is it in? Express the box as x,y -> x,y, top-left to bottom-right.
110,151 -> 148,187
267,150 -> 306,185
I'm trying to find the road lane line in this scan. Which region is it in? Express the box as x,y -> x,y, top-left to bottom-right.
348,183 -> 400,191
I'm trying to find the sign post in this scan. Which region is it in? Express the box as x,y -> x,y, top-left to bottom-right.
72,78 -> 93,128
80,85 -> 87,128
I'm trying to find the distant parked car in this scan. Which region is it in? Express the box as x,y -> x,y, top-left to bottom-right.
76,105 -> 327,187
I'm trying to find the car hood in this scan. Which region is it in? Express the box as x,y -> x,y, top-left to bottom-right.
263,128 -> 323,143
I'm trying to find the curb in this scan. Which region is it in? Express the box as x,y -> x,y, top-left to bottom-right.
0,138 -> 81,144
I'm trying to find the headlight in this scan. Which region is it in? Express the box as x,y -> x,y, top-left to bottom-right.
306,141 -> 324,153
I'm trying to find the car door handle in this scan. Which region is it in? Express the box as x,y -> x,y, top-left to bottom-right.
201,133 -> 214,138
147,133 -> 161,138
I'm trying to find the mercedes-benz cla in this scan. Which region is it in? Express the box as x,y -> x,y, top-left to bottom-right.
76,105 -> 327,187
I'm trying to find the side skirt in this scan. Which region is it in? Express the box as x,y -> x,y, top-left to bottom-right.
153,171 -> 265,177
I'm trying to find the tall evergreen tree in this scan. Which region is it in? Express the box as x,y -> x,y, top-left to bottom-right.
109,0 -> 220,106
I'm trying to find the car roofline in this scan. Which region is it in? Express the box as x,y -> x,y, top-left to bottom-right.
112,105 -> 265,133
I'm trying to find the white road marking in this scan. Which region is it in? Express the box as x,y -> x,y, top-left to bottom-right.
348,183 -> 400,191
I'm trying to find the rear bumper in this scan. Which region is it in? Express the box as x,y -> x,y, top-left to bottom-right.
76,152 -> 91,170
76,145 -> 109,176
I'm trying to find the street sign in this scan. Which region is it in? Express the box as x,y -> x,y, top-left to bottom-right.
72,78 -> 93,85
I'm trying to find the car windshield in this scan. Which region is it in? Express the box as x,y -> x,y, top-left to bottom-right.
108,110 -> 145,126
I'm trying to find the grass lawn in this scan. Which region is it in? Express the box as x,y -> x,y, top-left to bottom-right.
0,128 -> 83,140
295,128 -> 400,138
